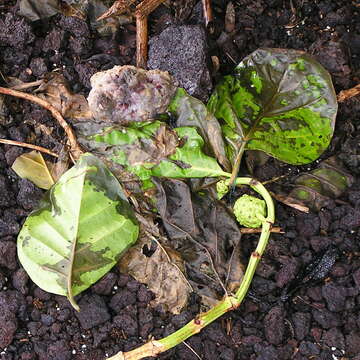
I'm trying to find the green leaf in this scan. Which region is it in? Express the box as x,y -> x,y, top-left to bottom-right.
88,121 -> 180,186
208,48 -> 338,166
169,88 -> 231,171
82,121 -> 228,184
151,127 -> 229,178
17,153 -> 139,310
290,157 -> 354,211
12,151 -> 55,190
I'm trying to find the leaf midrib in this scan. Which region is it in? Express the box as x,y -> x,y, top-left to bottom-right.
66,170 -> 86,310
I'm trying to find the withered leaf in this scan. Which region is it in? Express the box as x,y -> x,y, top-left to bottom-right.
36,73 -> 92,120
290,157 -> 354,211
119,216 -> 191,314
119,239 -> 190,314
48,147 -> 70,182
19,0 -> 60,21
154,178 -> 245,307
12,151 -> 55,190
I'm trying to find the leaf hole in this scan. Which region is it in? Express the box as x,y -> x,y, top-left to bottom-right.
142,244 -> 156,257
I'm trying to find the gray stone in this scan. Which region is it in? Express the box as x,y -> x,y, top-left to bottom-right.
148,25 -> 212,102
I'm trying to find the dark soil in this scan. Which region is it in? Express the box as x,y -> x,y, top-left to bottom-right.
1,0 -> 360,359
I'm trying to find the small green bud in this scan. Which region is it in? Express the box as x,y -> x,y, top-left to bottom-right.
216,180 -> 229,200
233,194 -> 266,228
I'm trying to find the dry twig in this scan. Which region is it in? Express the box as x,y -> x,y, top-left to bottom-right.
97,0 -> 137,20
0,87 -> 83,161
240,226 -> 283,234
337,84 -> 360,103
0,139 -> 58,157
270,192 -> 309,213
10,80 -> 43,91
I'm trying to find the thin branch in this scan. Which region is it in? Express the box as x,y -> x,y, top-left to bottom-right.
262,174 -> 288,185
136,14 -> 148,68
337,84 -> 360,103
136,0 -> 165,17
0,139 -> 58,157
97,0 -> 137,21
201,0 -> 213,27
270,191 -> 309,213
0,87 -> 83,161
241,226 -> 283,234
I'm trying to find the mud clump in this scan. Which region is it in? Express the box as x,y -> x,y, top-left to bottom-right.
87,65 -> 177,125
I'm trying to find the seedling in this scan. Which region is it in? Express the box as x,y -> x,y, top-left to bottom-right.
0,48 -> 338,360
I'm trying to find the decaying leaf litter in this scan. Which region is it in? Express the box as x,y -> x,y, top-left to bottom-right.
0,0 -> 360,358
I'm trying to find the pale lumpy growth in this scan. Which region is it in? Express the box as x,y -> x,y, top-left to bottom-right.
87,65 -> 177,124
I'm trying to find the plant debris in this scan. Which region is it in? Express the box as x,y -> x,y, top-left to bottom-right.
119,218 -> 192,314
290,157 -> 354,211
35,73 -> 92,120
11,151 -> 55,190
155,178 -> 245,306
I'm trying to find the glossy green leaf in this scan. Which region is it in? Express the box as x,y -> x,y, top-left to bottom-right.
17,153 -> 139,310
12,151 -> 55,190
208,48 -> 338,166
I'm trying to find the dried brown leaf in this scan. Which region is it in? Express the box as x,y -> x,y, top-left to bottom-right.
36,73 -> 92,120
19,0 -> 59,21
154,178 -> 245,307
119,220 -> 191,314
225,2 -> 235,33
48,147 -> 70,182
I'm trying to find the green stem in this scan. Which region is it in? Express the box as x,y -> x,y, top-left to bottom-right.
108,177 -> 275,360
228,140 -> 247,188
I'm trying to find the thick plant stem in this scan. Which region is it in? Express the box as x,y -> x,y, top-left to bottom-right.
108,177 -> 275,360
